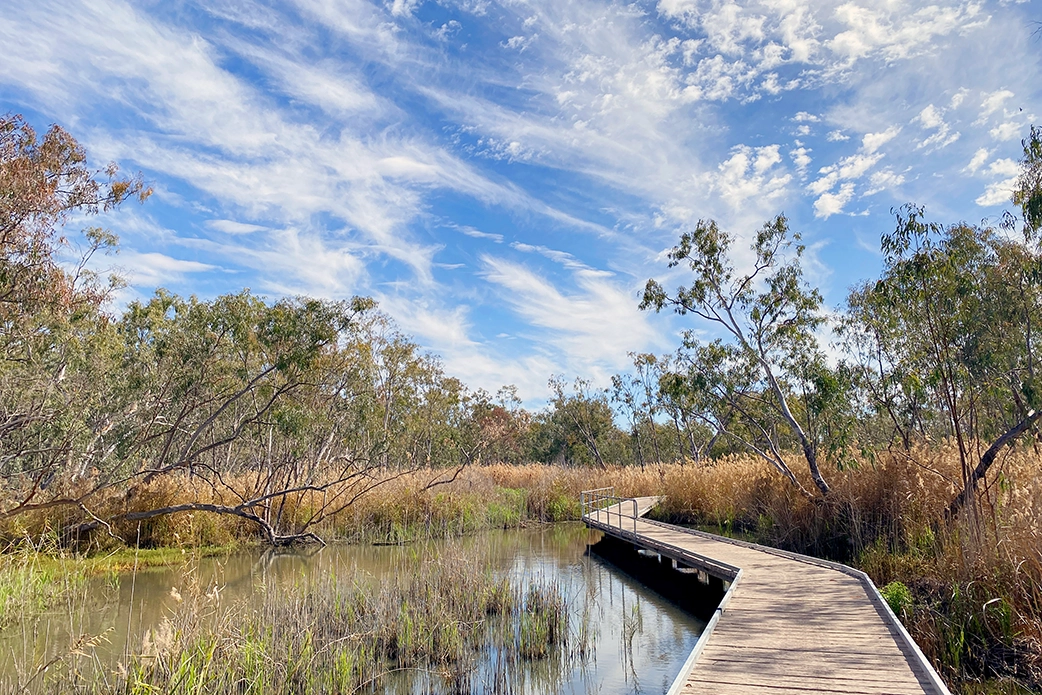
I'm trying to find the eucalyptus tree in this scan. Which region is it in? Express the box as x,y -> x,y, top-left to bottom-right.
540,377 -> 620,469
642,216 -> 832,497
840,284 -> 935,451
841,127 -> 1042,518
850,220 -> 1042,519
51,291 -> 371,543
655,354 -> 721,463
344,313 -> 467,471
610,370 -> 647,468
1014,124 -> 1042,234
0,114 -> 513,544
0,114 -> 148,521
0,114 -> 149,315
488,385 -> 535,465
444,386 -> 531,467
632,353 -> 666,464
612,353 -> 690,466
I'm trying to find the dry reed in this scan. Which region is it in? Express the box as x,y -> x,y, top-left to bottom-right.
5,543 -> 582,694
3,445 -> 1041,691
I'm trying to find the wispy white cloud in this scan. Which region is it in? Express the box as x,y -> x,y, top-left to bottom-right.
827,2 -> 982,66
207,220 -> 269,235
657,0 -> 984,91
813,182 -> 856,218
964,147 -> 991,173
2,0 -> 1039,401
986,158 -> 1021,178
914,104 -> 960,149
865,169 -> 905,196
990,121 -> 1023,141
976,179 -> 1016,207
861,126 -> 900,154
479,254 -> 664,377
807,136 -> 889,218
457,225 -> 505,243
510,242 -> 607,273
790,146 -> 812,173
974,158 -> 1020,207
949,88 -> 969,109
115,250 -> 216,287
977,89 -> 1015,121
970,88 -> 1033,143
178,228 -> 368,298
1,0 -> 601,296
707,144 -> 791,208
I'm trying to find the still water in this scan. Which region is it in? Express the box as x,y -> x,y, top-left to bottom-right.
4,524 -> 704,694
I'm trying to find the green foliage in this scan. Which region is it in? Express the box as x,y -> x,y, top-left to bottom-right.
842,194 -> 1042,517
882,580 -> 913,618
1014,125 -> 1042,235
0,115 -> 149,507
642,215 -> 833,496
1,117 -> 538,543
533,377 -> 624,469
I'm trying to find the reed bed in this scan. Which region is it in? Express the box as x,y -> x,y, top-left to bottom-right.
5,543 -> 586,694
3,446 -> 1041,691
329,452 -> 1042,691
0,552 -> 91,630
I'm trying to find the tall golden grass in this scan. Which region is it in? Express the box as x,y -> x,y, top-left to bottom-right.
3,446 -> 1040,689
342,449 -> 1041,689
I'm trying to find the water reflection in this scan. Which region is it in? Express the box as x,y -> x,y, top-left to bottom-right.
2,524 -> 704,694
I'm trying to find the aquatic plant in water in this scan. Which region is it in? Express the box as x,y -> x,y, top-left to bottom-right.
7,544 -> 590,694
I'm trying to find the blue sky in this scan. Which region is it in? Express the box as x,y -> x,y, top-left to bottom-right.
2,0 -> 1039,403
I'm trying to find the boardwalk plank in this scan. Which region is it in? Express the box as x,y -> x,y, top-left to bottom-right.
680,678 -> 928,695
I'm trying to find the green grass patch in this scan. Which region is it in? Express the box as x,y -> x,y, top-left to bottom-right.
0,544 -> 238,628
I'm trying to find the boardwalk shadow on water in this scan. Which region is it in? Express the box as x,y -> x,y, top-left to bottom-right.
587,533 -> 726,623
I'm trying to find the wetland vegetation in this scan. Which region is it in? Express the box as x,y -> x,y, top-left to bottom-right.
1,526 -> 704,694
3,116 -> 1042,692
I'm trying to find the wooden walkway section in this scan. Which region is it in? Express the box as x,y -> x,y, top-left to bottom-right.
581,489 -> 951,695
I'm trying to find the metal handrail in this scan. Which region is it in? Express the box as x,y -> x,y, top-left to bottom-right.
580,486 -> 638,537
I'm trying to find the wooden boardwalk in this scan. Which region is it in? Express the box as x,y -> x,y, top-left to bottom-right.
581,490 -> 951,695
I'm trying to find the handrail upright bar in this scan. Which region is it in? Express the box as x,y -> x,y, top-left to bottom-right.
582,487 -> 647,535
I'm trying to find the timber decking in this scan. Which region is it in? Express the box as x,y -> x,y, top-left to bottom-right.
583,495 -> 950,695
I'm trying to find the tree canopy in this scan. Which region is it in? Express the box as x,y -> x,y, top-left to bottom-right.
4,111 -> 1042,542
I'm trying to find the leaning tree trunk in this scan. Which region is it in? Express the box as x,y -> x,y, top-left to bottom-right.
124,503 -> 325,546
945,409 -> 1042,521
762,363 -> 831,496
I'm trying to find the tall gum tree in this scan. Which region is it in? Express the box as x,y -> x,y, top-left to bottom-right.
0,114 -> 149,522
641,215 -> 832,497
843,126 -> 1042,521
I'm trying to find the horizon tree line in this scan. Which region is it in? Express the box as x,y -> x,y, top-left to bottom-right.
1,112 -> 1040,543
